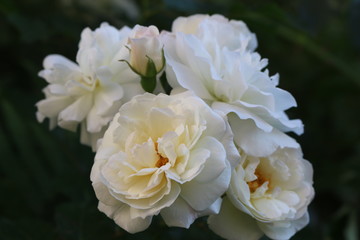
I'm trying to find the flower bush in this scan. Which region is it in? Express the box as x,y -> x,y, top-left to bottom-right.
36,13 -> 314,240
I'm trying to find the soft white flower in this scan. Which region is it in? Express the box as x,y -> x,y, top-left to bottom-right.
208,144 -> 314,240
127,25 -> 164,77
163,14 -> 303,156
36,23 -> 144,150
90,91 -> 239,233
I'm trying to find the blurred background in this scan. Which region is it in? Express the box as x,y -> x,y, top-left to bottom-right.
0,0 -> 359,239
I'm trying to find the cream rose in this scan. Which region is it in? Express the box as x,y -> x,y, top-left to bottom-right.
90,91 -> 239,233
127,25 -> 164,76
121,25 -> 165,93
36,23 -> 144,150
208,144 -> 314,240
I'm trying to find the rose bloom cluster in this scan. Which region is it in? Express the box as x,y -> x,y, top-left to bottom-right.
36,14 -> 314,240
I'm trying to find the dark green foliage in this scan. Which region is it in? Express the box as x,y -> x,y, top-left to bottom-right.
0,0 -> 359,239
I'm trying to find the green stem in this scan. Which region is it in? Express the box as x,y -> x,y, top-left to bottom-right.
160,72 -> 172,95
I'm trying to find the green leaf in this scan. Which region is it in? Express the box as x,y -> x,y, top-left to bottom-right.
1,100 -> 54,200
145,55 -> 158,77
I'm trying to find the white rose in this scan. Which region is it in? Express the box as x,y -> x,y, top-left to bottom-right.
90,91 -> 239,233
163,16 -> 303,156
36,23 -> 144,150
208,145 -> 314,240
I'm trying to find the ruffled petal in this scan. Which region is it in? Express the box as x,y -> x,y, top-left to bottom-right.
40,54 -> 80,84
36,95 -> 73,119
257,212 -> 310,240
228,116 -> 299,157
160,197 -> 197,228
192,136 -> 226,182
58,94 -> 93,130
181,160 -> 231,211
212,101 -> 273,133
208,197 -> 263,240
99,202 -> 152,234
161,196 -> 222,228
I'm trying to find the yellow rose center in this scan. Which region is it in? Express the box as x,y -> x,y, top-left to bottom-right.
154,142 -> 169,168
247,169 -> 270,193
156,155 -> 169,168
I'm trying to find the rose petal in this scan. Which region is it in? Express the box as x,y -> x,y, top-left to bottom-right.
36,95 -> 73,119
58,94 -> 92,126
160,197 -> 197,228
99,202 -> 152,234
257,212 -> 310,240
192,136 -> 226,182
228,116 -> 299,157
208,197 -> 263,240
181,160 -> 231,211
212,101 -> 273,133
